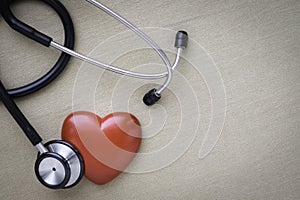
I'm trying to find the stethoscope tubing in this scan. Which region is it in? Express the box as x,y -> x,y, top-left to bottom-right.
1,0 -> 187,109
0,80 -> 42,145
0,0 -> 75,98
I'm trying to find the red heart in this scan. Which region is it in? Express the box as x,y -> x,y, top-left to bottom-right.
62,111 -> 142,185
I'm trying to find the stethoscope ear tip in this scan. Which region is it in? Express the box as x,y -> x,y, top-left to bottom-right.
143,89 -> 161,106
175,30 -> 189,49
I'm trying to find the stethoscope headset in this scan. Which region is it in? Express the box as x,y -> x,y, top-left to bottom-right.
0,0 -> 188,189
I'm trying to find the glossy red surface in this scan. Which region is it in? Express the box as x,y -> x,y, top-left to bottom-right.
62,111 -> 142,185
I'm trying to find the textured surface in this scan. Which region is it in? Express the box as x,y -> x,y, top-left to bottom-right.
0,0 -> 299,199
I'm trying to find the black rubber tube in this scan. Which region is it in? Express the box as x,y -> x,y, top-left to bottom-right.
0,0 -> 75,97
0,80 -> 42,145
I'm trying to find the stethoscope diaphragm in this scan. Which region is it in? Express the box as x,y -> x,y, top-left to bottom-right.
35,140 -> 84,189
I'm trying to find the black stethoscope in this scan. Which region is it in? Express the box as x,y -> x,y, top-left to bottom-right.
0,0 -> 188,189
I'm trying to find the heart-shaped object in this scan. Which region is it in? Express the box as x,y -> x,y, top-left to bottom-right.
62,111 -> 142,185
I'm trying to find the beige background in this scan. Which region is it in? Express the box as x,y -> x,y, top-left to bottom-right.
0,0 -> 299,199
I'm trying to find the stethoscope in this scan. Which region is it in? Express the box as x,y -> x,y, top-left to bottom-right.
0,0 -> 188,189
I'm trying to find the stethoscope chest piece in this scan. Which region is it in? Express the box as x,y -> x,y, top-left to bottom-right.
35,140 -> 84,189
